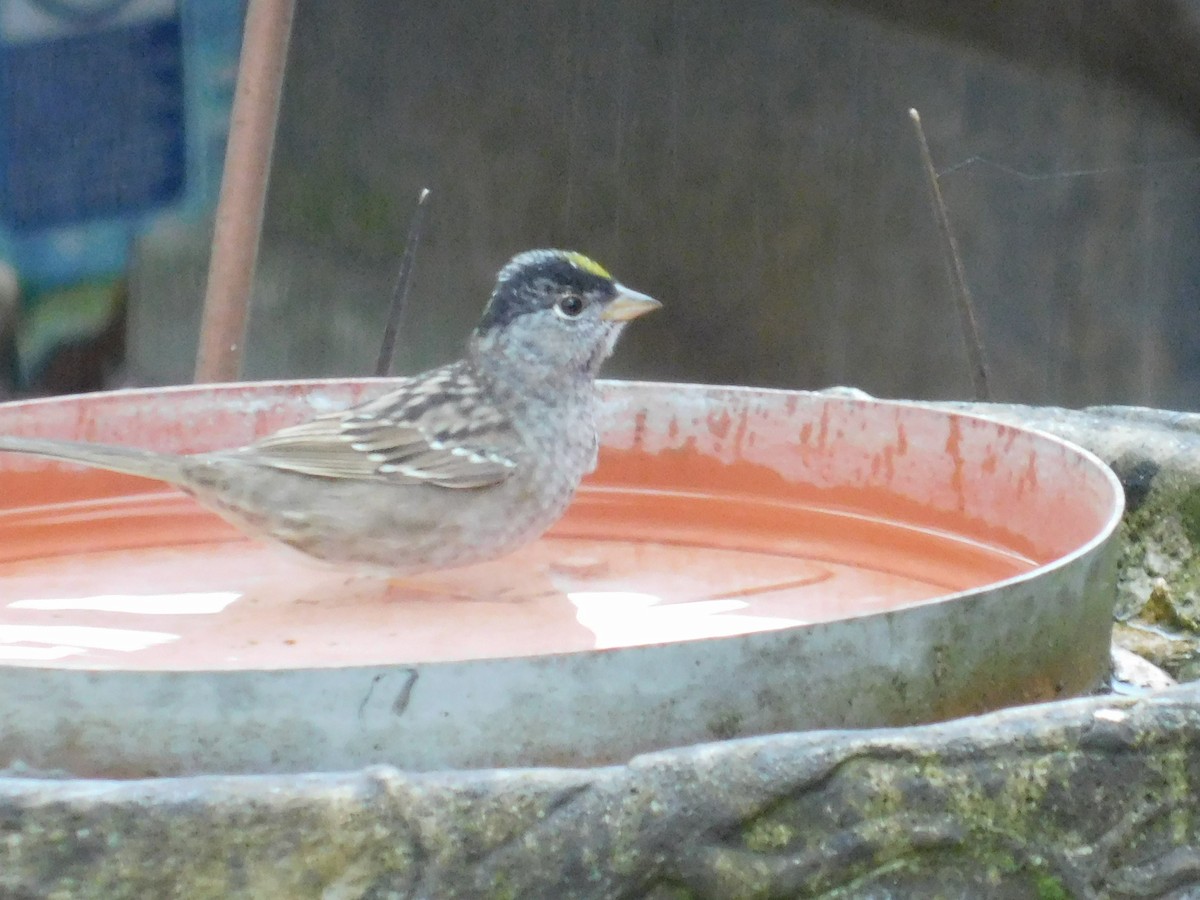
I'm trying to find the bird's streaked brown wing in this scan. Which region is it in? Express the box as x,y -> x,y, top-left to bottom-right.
241,363 -> 519,489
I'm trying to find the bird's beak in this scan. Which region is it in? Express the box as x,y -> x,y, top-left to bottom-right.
601,285 -> 661,322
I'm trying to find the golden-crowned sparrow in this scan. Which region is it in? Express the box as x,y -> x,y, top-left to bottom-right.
0,250 -> 660,572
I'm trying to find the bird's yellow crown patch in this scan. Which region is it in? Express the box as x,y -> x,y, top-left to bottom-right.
564,252 -> 611,280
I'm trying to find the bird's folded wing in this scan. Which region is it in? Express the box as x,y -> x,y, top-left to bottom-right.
243,368 -> 520,489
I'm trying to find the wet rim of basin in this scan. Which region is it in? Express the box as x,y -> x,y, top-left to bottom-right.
599,381 -> 1125,599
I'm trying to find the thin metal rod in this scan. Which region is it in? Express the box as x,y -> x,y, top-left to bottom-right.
909,108 -> 992,401
374,188 -> 431,377
194,0 -> 296,383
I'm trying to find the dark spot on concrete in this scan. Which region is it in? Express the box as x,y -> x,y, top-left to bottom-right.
707,711 -> 743,741
1109,456 -> 1159,513
392,669 -> 419,716
357,673 -> 385,719
1079,716 -> 1135,752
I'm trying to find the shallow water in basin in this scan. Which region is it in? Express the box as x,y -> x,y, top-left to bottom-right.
0,481 -> 1036,671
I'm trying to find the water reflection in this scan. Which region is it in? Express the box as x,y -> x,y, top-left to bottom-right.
0,624 -> 177,659
569,590 -> 803,648
9,592 -> 241,615
0,644 -> 84,661
0,529 -> 958,668
0,593 -> 240,663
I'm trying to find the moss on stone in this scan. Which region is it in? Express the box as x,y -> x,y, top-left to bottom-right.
1115,473 -> 1200,678
743,819 -> 794,852
1034,873 -> 1071,900
1177,485 -> 1200,549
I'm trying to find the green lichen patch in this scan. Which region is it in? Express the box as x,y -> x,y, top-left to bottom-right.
742,819 -> 794,853
1177,484 -> 1200,549
1114,471 -> 1200,681
1035,873 -> 1071,900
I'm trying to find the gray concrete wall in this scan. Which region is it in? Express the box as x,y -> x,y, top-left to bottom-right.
129,0 -> 1200,409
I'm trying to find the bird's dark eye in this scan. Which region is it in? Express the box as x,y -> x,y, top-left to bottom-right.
555,295 -> 585,318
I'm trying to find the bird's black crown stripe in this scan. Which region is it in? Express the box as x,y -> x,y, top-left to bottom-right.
477,253 -> 615,333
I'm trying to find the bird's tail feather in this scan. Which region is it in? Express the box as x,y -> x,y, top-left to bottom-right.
0,436 -> 187,486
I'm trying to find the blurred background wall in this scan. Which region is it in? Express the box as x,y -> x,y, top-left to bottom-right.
126,0 -> 1200,409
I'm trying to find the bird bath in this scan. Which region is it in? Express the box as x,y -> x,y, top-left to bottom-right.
0,380 -> 1122,777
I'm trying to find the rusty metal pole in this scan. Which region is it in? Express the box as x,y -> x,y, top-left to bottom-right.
194,0 -> 296,383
